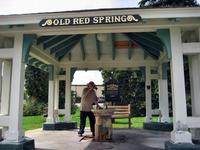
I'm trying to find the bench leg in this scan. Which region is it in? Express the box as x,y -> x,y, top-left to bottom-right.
128,118 -> 131,128
112,118 -> 115,123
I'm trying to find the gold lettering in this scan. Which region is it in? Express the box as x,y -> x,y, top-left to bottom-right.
79,18 -> 85,24
59,19 -> 65,25
64,19 -> 71,25
105,16 -> 111,23
121,16 -> 127,22
93,17 -> 98,23
99,17 -> 104,23
53,19 -> 59,25
114,16 -> 121,22
73,18 -> 79,24
85,18 -> 90,24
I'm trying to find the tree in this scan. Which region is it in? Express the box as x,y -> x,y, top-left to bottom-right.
25,65 -> 48,103
102,70 -> 147,116
139,0 -> 198,8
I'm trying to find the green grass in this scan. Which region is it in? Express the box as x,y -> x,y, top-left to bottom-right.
23,107 -> 170,131
23,115 -> 45,131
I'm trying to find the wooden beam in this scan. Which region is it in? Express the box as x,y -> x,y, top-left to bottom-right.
128,41 -> 132,60
182,42 -> 200,54
95,34 -> 101,60
114,41 -> 139,49
43,35 -> 70,50
80,39 -> 86,61
22,34 -> 37,64
68,52 -> 72,61
111,34 -> 116,60
50,35 -> 82,54
30,44 -> 59,65
37,35 -> 55,45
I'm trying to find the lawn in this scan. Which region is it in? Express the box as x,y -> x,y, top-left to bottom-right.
23,107 -> 163,131
23,115 -> 46,131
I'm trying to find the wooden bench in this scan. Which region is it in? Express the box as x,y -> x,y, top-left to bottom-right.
107,104 -> 132,128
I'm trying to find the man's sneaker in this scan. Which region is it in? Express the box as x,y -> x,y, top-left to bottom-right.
92,132 -> 95,137
78,131 -> 84,137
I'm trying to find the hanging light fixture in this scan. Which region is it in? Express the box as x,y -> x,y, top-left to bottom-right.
97,33 -> 108,42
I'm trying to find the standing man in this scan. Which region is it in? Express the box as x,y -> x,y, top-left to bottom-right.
78,81 -> 98,137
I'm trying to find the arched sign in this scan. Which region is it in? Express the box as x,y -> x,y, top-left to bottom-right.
39,14 -> 142,27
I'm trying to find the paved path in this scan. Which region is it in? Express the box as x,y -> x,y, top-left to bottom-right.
26,128 -> 170,150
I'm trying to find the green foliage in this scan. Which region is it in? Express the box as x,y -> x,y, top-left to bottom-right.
139,0 -> 199,8
23,97 -> 46,116
25,65 -> 48,103
102,70 -> 148,116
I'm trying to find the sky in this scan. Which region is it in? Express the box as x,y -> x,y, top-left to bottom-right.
72,71 -> 103,85
0,0 -> 199,15
0,0 -> 140,15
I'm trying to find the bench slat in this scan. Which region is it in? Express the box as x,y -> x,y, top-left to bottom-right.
107,104 -> 131,128
113,112 -> 129,114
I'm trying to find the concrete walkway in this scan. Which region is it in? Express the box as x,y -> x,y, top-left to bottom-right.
26,128 -> 170,150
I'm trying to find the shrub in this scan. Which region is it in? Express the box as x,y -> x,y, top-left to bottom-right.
23,97 -> 46,116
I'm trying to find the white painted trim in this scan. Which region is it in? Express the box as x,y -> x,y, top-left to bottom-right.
159,79 -> 170,123
7,33 -> 25,141
1,60 -> 12,115
60,61 -> 157,69
46,80 -> 55,123
30,45 -> 59,66
58,109 -> 65,115
1,19 -> 200,35
170,27 -> 187,124
64,67 -> 71,121
0,7 -> 200,25
149,74 -> 159,79
182,42 -> 200,54
145,66 -> 152,123
0,48 -> 15,58
0,115 -> 9,126
187,117 -> 200,128
54,78 -> 59,110
170,27 -> 192,143
58,75 -> 65,81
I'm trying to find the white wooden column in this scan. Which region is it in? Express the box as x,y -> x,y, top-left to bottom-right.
54,77 -> 59,110
0,60 -> 11,115
189,55 -> 200,116
158,80 -> 170,122
64,67 -> 71,122
158,64 -> 170,122
170,27 -> 192,143
145,66 -> 152,122
0,59 -> 2,104
188,50 -> 200,139
6,34 -> 25,142
46,65 -> 55,123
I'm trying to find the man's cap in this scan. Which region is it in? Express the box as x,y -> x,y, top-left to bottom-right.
87,81 -> 97,89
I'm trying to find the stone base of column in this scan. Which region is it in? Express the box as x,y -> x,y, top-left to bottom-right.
171,130 -> 192,144
161,117 -> 170,123
145,116 -> 152,123
0,137 -> 34,150
165,141 -> 200,150
191,129 -> 200,141
43,121 -> 77,130
143,122 -> 173,131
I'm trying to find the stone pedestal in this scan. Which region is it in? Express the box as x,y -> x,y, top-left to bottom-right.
0,137 -> 35,150
92,109 -> 114,142
43,122 -> 77,130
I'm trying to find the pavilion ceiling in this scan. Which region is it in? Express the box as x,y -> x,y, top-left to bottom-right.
28,32 -> 165,71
